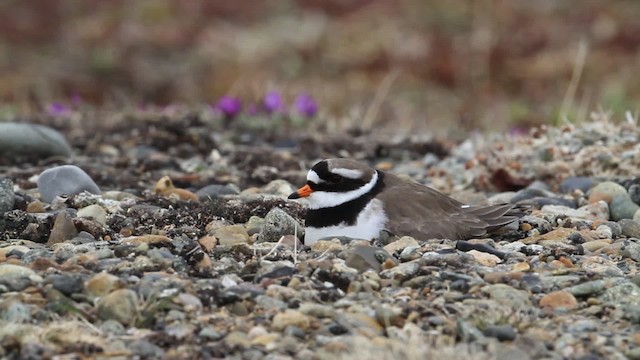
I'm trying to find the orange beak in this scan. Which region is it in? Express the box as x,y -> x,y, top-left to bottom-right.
288,184 -> 313,199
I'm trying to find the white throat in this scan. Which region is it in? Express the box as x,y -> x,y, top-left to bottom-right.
305,171 -> 379,210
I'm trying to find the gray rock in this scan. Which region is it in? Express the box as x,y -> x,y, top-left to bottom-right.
96,288 -> 139,325
599,282 -> 640,306
483,284 -> 532,309
610,195 -> 640,221
0,122 -> 72,158
622,243 -> 640,262
37,165 -> 100,203
48,273 -> 85,297
345,245 -> 396,272
619,219 -> 640,238
380,259 -> 420,280
1,302 -> 31,323
483,324 -> 517,341
196,184 -> 240,200
601,221 -> 623,238
560,176 -> 595,193
630,184 -> 640,205
0,178 -> 15,213
257,207 -> 302,243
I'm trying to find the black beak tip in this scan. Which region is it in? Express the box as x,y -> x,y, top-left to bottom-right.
288,192 -> 300,200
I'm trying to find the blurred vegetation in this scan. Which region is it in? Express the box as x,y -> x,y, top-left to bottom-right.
0,0 -> 639,133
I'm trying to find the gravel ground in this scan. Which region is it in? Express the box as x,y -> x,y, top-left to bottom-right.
1,112 -> 640,359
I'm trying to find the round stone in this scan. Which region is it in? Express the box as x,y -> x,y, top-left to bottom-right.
37,165 -> 100,203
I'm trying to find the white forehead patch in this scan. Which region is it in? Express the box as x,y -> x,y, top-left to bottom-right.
332,168 -> 363,179
307,170 -> 321,184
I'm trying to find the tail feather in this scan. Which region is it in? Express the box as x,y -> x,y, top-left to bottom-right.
466,203 -> 530,232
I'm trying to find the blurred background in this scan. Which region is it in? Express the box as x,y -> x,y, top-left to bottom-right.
1,0 -> 639,134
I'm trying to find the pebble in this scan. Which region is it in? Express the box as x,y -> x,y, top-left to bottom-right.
271,310 -> 311,331
560,176 -> 595,193
85,272 -> 124,298
539,291 -> 578,310
619,219 -> 640,238
47,210 -> 78,245
196,184 -> 240,200
345,245 -> 396,272
214,225 -> 250,245
0,178 -> 15,213
482,324 -> 517,341
0,264 -> 42,291
622,243 -> 640,262
382,236 -> 419,254
96,289 -> 139,325
599,282 -> 640,306
0,122 -> 72,158
257,207 -> 301,243
467,250 -> 502,266
37,165 -> 100,203
483,284 -> 532,309
77,204 -> 107,226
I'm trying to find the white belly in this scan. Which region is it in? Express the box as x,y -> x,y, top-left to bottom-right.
304,199 -> 388,245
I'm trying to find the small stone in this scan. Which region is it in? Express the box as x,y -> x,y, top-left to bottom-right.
96,289 -> 139,325
271,310 -> 311,331
199,327 -> 224,341
214,225 -> 250,245
468,250 -> 502,266
483,324 -> 517,341
85,272 -> 124,298
48,210 -> 78,245
600,282 -> 640,306
224,331 -> 251,350
0,264 -> 42,291
49,273 -> 85,297
582,240 -> 611,252
619,219 -> 640,238
611,195 -> 640,221
26,200 -> 46,213
257,208 -> 301,243
0,178 -> 15,214
0,122 -> 72,158
383,236 -> 420,254
245,216 -> 265,235
37,165 -> 100,203
122,235 -> 172,247
622,243 -> 640,262
374,306 -> 403,327
77,204 -> 107,226
589,181 -> 628,203
379,259 -> 420,280
561,177 -> 595,193
261,179 -> 297,197
565,280 -> 609,297
512,262 -> 530,272
196,184 -> 240,200
483,284 -> 532,309
198,236 -> 217,252
345,245 -> 396,272
539,291 -> 578,310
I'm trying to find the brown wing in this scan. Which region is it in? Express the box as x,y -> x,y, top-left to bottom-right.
377,173 -> 522,240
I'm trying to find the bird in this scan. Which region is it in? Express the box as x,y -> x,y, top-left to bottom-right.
288,158 -> 527,245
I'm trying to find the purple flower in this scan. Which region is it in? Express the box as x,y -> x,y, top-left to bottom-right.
294,93 -> 317,117
46,102 -> 71,116
263,91 -> 285,114
214,96 -> 242,117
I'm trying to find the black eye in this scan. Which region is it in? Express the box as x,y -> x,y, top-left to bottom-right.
328,174 -> 343,184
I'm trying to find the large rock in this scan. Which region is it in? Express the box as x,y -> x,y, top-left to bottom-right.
0,122 -> 72,158
0,178 -> 15,213
37,165 -> 100,203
